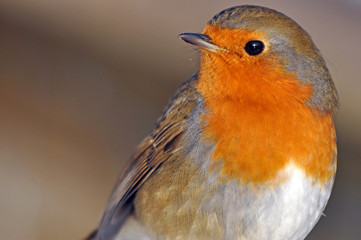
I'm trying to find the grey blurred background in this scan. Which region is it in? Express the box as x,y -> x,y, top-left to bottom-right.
0,0 -> 360,239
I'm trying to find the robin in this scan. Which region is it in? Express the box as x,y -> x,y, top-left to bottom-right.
86,5 -> 338,240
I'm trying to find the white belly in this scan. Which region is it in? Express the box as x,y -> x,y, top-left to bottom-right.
198,163 -> 334,240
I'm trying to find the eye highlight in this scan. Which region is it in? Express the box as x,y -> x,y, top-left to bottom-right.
244,40 -> 265,56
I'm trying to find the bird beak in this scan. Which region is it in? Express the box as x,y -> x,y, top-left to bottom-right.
178,33 -> 228,53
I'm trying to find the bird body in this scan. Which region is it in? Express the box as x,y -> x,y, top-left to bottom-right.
87,5 -> 338,240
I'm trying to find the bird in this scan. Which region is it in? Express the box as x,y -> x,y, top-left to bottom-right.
86,5 -> 338,240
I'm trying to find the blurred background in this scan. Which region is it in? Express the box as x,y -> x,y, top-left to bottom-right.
0,0 -> 360,239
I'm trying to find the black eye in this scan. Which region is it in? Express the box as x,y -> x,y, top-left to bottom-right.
244,40 -> 265,56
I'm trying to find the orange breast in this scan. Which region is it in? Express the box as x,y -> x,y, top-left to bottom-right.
196,41 -> 336,185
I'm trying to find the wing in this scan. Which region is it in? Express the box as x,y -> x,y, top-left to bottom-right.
90,75 -> 198,240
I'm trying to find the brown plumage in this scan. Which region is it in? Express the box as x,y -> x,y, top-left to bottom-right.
87,76 -> 198,239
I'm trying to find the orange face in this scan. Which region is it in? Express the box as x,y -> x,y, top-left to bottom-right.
197,24 -> 336,186
200,24 -> 312,104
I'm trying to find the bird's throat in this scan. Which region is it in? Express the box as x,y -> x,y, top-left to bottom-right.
196,53 -> 336,185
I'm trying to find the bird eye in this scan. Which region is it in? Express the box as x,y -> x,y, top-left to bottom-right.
244,40 -> 265,56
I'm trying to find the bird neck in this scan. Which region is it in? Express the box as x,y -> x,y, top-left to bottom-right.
196,52 -> 336,186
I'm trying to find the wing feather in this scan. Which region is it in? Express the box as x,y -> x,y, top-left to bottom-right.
91,75 -> 198,240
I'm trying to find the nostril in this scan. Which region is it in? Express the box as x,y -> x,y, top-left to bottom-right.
199,34 -> 212,43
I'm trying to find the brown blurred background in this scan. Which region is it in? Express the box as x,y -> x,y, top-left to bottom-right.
0,0 -> 360,239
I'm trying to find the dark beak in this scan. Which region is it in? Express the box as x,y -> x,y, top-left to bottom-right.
178,33 -> 227,53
